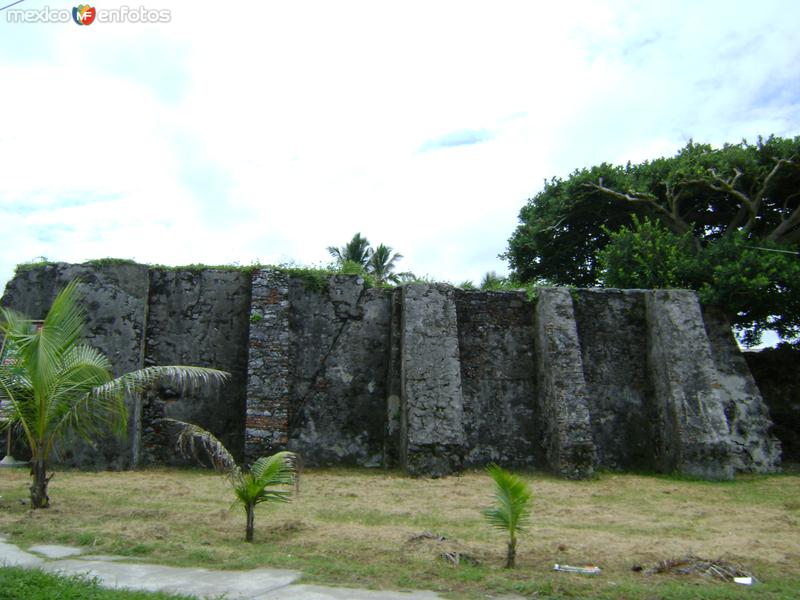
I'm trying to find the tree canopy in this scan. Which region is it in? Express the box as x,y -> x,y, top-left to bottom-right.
505,135 -> 800,345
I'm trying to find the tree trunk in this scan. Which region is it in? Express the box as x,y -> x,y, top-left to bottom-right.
245,504 -> 255,542
30,458 -> 51,509
505,537 -> 517,569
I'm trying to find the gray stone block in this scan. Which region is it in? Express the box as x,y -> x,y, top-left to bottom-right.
703,307 -> 781,472
534,288 -> 595,478
572,289 -> 656,471
646,290 -> 733,480
400,284 -> 465,476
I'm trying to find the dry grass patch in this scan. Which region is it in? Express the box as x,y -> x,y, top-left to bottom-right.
1,466 -> 799,598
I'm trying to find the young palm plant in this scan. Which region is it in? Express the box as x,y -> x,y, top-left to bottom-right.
0,280 -> 229,508
170,421 -> 297,542
482,463 -> 533,568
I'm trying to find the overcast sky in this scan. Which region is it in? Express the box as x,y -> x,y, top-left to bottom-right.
1,0 -> 799,294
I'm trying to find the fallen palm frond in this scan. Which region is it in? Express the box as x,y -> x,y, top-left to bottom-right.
406,531 -> 448,544
645,554 -> 757,582
440,551 -> 480,566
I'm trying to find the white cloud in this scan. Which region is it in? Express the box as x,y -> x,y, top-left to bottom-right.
1,0 -> 799,292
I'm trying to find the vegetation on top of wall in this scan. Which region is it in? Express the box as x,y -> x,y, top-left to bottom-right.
11,257 -> 536,299
150,262 -> 266,275
83,258 -> 142,268
277,263 -> 339,292
14,257 -> 54,273
457,271 -> 539,301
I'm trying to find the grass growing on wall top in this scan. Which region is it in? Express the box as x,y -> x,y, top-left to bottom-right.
11,259 -> 373,291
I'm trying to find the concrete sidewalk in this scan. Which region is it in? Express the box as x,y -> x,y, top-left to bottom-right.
0,534 -> 440,600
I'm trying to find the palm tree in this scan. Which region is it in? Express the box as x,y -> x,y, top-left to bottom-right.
368,244 -> 404,284
480,271 -> 505,290
482,463 -> 533,568
234,453 -> 295,542
171,421 -> 296,542
0,280 -> 229,508
327,233 -> 372,267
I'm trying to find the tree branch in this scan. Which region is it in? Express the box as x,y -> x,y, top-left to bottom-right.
756,156 -> 798,209
705,169 -> 758,233
767,202 -> 800,242
761,156 -> 800,241
726,204 -> 750,232
584,181 -> 690,234
780,191 -> 800,221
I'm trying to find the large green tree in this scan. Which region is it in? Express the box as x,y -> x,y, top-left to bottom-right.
0,280 -> 229,508
505,135 -> 800,344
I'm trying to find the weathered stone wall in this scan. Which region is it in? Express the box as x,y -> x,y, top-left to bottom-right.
455,290 -> 540,468
572,289 -> 656,471
1,262 -> 149,469
383,289 -> 403,468
286,276 -> 391,466
141,269 -> 251,465
400,284 -> 466,476
745,347 -> 800,463
1,263 -> 784,479
245,269 -> 291,460
646,290 -> 734,479
534,288 -> 595,478
703,307 -> 781,472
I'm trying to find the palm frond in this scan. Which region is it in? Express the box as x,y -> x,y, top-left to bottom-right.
329,233 -> 372,267
368,244 -> 403,283
46,344 -> 113,429
50,379 -> 127,445
26,280 -> 86,395
92,366 -> 229,400
482,463 -> 533,534
0,307 -> 33,342
251,451 -> 296,487
167,418 -> 239,476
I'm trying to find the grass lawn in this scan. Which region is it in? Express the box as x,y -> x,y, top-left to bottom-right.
0,567 -> 194,600
1,466 -> 799,599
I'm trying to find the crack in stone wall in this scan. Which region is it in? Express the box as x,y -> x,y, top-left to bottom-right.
287,276 -> 390,467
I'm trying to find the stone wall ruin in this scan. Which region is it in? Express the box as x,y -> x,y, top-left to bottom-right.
0,262 -> 784,478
